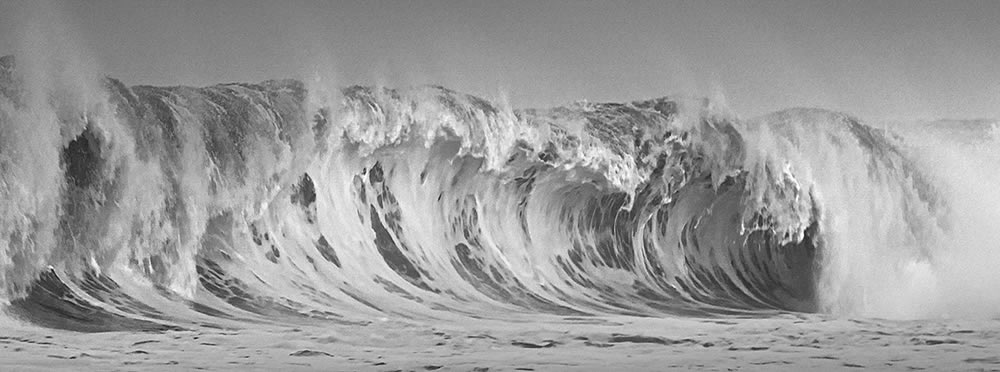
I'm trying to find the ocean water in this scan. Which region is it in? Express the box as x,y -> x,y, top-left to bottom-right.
2,54 -> 1000,370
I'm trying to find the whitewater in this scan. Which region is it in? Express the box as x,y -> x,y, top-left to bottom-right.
2,53 -> 1000,370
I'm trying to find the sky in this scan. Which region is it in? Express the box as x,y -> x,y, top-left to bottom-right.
1,0 -> 999,120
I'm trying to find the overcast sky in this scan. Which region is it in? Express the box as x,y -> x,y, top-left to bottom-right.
1,0 -> 998,120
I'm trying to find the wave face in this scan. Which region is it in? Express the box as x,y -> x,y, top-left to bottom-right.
0,55 -> 998,331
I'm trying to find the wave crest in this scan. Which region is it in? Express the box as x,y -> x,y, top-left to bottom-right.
3,57 -> 993,329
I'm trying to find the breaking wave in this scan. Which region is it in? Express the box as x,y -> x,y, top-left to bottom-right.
1,54 -> 998,332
